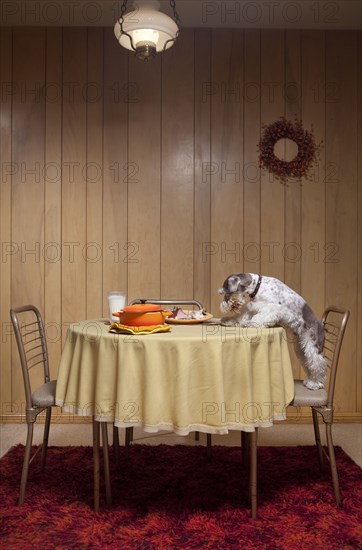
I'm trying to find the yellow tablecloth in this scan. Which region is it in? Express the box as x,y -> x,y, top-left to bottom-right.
55,320 -> 294,434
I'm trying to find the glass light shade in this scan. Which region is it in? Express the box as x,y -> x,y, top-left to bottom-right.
114,3 -> 178,53
132,28 -> 160,49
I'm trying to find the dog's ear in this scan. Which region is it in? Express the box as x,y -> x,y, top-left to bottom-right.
229,273 -> 252,292
219,273 -> 253,295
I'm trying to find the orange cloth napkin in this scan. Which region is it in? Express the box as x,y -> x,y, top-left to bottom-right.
109,323 -> 172,335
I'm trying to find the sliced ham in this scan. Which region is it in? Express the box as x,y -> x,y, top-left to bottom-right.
170,307 -> 189,319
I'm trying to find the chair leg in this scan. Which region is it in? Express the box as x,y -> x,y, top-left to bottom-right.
40,407 -> 52,471
92,419 -> 100,512
249,429 -> 258,519
241,431 -> 250,468
18,421 -> 34,505
101,423 -> 112,507
312,408 -> 324,469
325,422 -> 341,505
125,427 -> 132,458
206,433 -> 212,461
113,426 -> 120,467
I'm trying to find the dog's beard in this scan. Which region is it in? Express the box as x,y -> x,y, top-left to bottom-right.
220,292 -> 248,314
220,300 -> 232,314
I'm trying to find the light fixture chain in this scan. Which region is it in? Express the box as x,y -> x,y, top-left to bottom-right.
169,0 -> 181,29
120,0 -> 128,19
118,0 -> 137,53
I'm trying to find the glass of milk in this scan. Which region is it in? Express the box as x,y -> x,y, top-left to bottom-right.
107,291 -> 126,322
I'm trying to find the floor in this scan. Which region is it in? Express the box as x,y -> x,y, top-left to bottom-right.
1,422 -> 361,467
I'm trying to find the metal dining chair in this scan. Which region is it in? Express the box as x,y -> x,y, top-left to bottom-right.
248,305 -> 350,518
112,298 -> 211,459
290,305 -> 350,505
10,305 -> 57,505
206,305 -> 350,518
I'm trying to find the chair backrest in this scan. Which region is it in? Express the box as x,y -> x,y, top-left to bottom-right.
10,305 -> 50,409
321,306 -> 350,406
130,298 -> 204,310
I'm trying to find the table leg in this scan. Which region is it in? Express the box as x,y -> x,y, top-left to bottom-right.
113,426 -> 120,467
206,433 -> 212,461
241,431 -> 250,468
125,427 -> 133,458
92,419 -> 100,512
249,429 -> 258,519
101,423 -> 112,507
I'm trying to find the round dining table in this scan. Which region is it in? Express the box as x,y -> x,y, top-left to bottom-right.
56,320 -> 294,432
55,319 -> 294,515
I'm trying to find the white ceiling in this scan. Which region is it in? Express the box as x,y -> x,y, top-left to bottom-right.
1,0 -> 361,29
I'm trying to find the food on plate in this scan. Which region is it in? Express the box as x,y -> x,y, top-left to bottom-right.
169,307 -> 206,320
189,310 -> 205,320
169,307 -> 189,319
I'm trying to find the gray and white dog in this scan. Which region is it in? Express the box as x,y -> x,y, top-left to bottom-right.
218,272 -> 326,390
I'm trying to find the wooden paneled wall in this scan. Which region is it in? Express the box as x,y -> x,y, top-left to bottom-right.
0,27 -> 361,421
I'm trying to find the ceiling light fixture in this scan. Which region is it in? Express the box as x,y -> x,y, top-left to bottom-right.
114,0 -> 180,62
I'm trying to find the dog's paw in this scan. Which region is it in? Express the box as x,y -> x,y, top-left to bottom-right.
303,379 -> 324,390
204,317 -> 221,325
220,317 -> 240,326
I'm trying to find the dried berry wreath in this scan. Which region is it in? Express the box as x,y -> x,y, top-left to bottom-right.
258,117 -> 321,183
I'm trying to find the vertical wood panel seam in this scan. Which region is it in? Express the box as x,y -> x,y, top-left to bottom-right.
44,28 -> 47,317
160,56 -> 163,298
210,29 -> 212,306
10,27 -> 14,402
242,29 -> 245,273
355,29 -> 361,410
299,29 -> 302,295
11,28 -> 14,401
352,30 -> 358,412
101,28 -> 105,309
357,30 -> 362,410
283,29 -> 286,283
86,27 -> 89,316
259,30 -> 262,272
352,30 -> 358,411
60,27 -> 64,338
86,28 -> 88,314
159,55 -> 162,298
210,30 -> 213,298
324,30 -> 327,311
193,29 -> 195,300
126,55 -> 129,299
209,30 -> 212,307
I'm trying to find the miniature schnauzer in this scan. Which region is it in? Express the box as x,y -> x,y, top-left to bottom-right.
218,273 -> 327,390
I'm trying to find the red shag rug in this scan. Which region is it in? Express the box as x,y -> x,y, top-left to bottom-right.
1,444 -> 361,549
